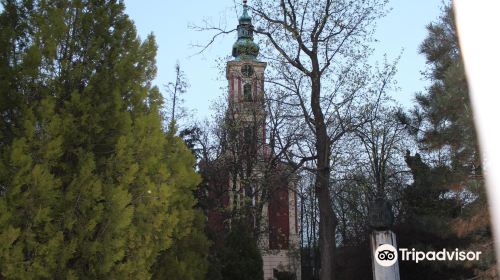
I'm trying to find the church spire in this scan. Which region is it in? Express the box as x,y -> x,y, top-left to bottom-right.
240,0 -> 250,21
232,0 -> 260,60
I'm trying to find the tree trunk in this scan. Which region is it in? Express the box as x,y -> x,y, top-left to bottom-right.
317,182 -> 337,280
310,73 -> 338,280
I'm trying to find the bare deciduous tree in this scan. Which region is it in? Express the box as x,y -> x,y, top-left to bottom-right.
165,62 -> 189,125
194,0 -> 394,278
247,1 -> 391,278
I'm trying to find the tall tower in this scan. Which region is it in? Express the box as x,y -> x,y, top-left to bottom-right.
224,1 -> 302,279
226,0 -> 266,148
225,0 -> 267,218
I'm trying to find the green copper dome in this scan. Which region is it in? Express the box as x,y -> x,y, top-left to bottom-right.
232,2 -> 259,60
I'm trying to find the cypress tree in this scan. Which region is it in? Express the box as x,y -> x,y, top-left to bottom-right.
0,1 -> 207,279
152,209 -> 210,280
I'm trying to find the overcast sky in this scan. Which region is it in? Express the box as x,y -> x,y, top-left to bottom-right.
124,0 -> 444,121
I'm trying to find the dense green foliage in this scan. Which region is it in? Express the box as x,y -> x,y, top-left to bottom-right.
152,209 -> 210,280
204,221 -> 264,280
397,152 -> 477,279
0,0 -> 207,279
219,221 -> 263,280
396,3 -> 497,279
412,4 -> 479,177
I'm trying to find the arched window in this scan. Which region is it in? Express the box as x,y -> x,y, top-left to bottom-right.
243,83 -> 253,101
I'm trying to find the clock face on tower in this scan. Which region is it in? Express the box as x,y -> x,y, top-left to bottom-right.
241,64 -> 254,77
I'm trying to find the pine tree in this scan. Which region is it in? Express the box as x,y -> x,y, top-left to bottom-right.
397,3 -> 497,279
0,1 -> 207,279
397,152 -> 473,280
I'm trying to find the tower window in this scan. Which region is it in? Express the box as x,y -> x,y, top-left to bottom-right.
244,126 -> 256,146
243,83 -> 253,101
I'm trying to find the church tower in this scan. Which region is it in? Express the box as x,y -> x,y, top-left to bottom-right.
223,1 -> 302,279
226,0 -> 267,214
226,0 -> 266,151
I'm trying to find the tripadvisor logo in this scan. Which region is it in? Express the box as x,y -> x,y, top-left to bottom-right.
399,248 -> 482,263
374,244 -> 482,266
375,244 -> 398,267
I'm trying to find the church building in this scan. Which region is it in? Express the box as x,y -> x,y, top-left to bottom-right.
206,1 -> 301,279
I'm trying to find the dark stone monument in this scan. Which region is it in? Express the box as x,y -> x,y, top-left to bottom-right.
368,197 -> 394,230
368,197 -> 400,280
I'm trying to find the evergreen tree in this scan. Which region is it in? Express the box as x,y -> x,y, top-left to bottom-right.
415,4 -> 478,175
152,208 -> 210,280
219,221 -> 263,280
397,152 -> 474,280
0,1 -> 207,279
397,3 -> 497,279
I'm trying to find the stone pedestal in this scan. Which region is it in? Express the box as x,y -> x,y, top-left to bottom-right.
370,230 -> 400,280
